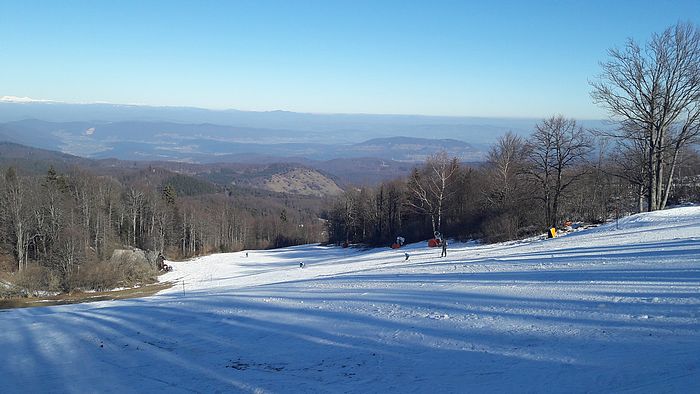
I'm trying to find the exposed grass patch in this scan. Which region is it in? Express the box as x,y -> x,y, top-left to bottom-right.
0,281 -> 174,310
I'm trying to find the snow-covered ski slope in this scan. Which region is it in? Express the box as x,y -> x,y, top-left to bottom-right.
1,207 -> 699,393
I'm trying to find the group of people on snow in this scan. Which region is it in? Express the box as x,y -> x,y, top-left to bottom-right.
399,233 -> 448,261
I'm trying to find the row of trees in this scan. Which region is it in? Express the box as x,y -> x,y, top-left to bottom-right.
327,22 -> 700,246
327,117 -> 599,245
0,166 -> 326,292
327,118 -> 700,246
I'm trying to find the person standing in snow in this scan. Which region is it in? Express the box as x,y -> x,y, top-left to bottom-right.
441,240 -> 448,258
156,253 -> 165,271
404,252 -> 410,261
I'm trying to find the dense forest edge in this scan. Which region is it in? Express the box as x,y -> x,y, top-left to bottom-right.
1,22 -> 700,299
0,162 -> 329,297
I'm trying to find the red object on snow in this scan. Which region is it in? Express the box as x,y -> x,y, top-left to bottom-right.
391,243 -> 400,249
428,239 -> 440,247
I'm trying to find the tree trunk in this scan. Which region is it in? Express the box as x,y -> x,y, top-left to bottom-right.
182,211 -> 187,256
655,147 -> 665,210
544,190 -> 551,229
660,148 -> 681,210
648,139 -> 657,211
16,222 -> 24,271
637,183 -> 645,213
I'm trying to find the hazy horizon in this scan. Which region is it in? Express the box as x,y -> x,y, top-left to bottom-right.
2,1 -> 699,119
1,94 -> 610,121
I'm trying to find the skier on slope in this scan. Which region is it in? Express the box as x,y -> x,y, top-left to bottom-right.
441,239 -> 448,258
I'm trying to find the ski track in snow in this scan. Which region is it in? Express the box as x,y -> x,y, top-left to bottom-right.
1,207 -> 699,393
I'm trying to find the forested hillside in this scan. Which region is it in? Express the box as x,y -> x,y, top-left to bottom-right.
0,156 -> 328,293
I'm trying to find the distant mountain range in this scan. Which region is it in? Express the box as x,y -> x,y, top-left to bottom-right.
0,98 -> 611,185
0,119 -> 486,163
0,141 -> 346,197
0,99 -> 547,145
0,140 -> 411,193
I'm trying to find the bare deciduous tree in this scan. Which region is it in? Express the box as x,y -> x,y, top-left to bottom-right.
526,116 -> 592,229
608,138 -> 648,212
406,151 -> 459,235
481,132 -> 531,240
591,22 -> 700,211
3,168 -> 30,271
125,187 -> 145,246
484,132 -> 529,208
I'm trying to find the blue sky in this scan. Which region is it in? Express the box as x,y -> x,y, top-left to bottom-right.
1,0 -> 698,118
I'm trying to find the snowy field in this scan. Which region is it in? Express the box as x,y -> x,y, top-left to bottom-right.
1,207 -> 699,393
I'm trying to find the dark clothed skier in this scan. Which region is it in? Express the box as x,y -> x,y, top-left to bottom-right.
156,253 -> 165,270
441,240 -> 447,258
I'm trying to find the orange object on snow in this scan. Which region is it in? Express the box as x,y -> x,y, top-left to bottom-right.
428,239 -> 440,247
391,243 -> 401,249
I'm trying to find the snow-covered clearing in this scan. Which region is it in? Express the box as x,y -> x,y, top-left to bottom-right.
1,207 -> 699,393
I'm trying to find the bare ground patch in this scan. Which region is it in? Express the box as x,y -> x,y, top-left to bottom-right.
0,281 -> 174,310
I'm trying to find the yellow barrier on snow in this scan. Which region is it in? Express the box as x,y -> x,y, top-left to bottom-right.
549,227 -> 557,238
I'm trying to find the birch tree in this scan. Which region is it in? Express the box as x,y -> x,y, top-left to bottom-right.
3,167 -> 30,270
406,151 -> 459,235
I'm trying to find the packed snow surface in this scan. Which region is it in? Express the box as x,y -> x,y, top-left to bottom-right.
2,207 -> 700,393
